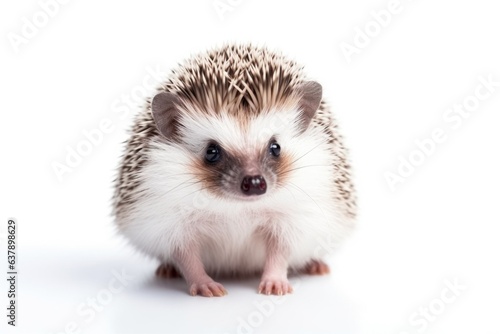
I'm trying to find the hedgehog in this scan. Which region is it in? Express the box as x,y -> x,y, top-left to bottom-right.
113,44 -> 356,297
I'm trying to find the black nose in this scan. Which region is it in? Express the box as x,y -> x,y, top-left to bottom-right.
241,175 -> 267,195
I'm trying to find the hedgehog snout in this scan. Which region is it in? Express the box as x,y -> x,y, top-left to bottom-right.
240,175 -> 267,195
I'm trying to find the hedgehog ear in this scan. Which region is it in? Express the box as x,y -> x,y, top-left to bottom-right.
297,81 -> 322,132
151,92 -> 181,139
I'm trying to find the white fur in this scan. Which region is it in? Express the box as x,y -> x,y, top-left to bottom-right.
117,108 -> 353,275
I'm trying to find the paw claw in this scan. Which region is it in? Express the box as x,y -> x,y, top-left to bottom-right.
189,281 -> 227,297
258,278 -> 292,296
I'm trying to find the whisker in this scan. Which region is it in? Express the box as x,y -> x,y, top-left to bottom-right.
281,185 -> 298,203
153,160 -> 190,165
288,182 -> 326,218
164,177 -> 213,195
205,167 -> 236,179
289,142 -> 324,165
177,185 -> 220,202
278,164 -> 331,176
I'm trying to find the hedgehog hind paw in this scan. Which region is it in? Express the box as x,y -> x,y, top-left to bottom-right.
155,263 -> 182,279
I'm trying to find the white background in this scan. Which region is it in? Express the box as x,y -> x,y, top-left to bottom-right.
1,0 -> 500,333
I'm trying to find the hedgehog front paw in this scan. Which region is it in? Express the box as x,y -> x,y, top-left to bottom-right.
258,277 -> 293,295
188,280 -> 227,297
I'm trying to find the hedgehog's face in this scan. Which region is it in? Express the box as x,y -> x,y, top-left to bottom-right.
151,81 -> 322,201
191,136 -> 284,200
183,113 -> 296,201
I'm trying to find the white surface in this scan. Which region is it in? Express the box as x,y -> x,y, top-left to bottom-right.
1,0 -> 500,333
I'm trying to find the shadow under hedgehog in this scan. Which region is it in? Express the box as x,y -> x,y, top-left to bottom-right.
113,44 -> 356,297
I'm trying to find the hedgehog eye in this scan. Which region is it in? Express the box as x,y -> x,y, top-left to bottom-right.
269,142 -> 281,157
205,144 -> 221,163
